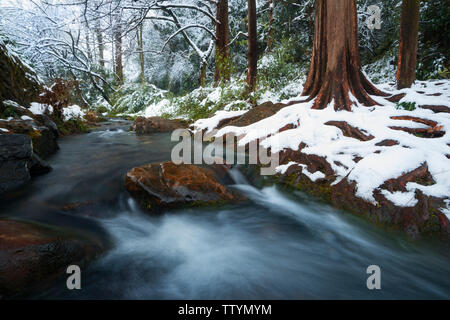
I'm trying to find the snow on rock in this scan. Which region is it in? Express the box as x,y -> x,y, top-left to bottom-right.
20,115 -> 33,121
441,200 -> 450,221
63,105 -> 85,120
380,190 -> 418,207
193,110 -> 247,134
29,102 -> 53,115
206,80 -> 450,208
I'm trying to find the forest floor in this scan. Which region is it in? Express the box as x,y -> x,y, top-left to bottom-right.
192,79 -> 450,237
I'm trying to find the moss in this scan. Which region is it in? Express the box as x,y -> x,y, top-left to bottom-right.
54,118 -> 90,136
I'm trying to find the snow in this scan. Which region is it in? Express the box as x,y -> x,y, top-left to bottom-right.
441,200 -> 450,221
0,128 -> 9,132
380,190 -> 418,207
63,105 -> 85,120
20,115 -> 33,121
29,102 -> 53,115
196,79 -> 450,208
193,110 -> 247,134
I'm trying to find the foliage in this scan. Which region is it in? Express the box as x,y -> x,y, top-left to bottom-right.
110,83 -> 168,114
54,117 -> 89,136
396,102 -> 416,111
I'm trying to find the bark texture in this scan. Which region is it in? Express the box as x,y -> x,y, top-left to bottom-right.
247,0 -> 258,92
214,0 -> 230,84
114,15 -> 124,84
302,0 -> 389,111
137,23 -> 146,86
396,0 -> 421,89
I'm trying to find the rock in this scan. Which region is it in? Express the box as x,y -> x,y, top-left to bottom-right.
0,134 -> 52,193
0,118 -> 59,159
0,134 -> 32,193
125,162 -> 242,212
131,116 -> 189,134
276,147 -> 450,239
0,218 -> 105,299
29,153 -> 52,176
0,42 -> 42,114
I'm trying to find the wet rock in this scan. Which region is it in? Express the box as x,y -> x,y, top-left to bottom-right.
0,218 -> 105,299
131,116 -> 189,134
0,134 -> 32,193
125,162 -> 243,212
0,118 -> 59,159
0,134 -> 52,193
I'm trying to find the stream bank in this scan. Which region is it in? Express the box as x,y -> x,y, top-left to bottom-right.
1,120 -> 449,299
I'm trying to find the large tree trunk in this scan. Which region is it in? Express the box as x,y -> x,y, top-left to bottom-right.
214,0 -> 230,85
96,20 -> 105,67
266,0 -> 274,52
396,0 -> 420,89
137,23 -> 146,86
247,0 -> 258,92
302,0 -> 389,111
114,15 -> 124,84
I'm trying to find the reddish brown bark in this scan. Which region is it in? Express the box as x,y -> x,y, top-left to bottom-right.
302,0 -> 389,111
247,0 -> 258,92
214,0 -> 230,84
396,0 -> 420,89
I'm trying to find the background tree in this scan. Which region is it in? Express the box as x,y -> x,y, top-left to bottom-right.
214,0 -> 230,84
396,0 -> 420,89
302,0 -> 389,111
247,0 -> 257,92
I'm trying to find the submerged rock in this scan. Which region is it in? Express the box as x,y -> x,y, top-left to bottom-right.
131,116 -> 189,134
125,162 -> 242,212
0,218 -> 105,299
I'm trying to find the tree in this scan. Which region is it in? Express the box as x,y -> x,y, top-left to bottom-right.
247,0 -> 257,92
95,19 -> 105,68
301,0 -> 390,111
266,0 -> 274,51
396,0 -> 420,89
113,12 -> 124,84
214,0 -> 230,84
137,23 -> 145,86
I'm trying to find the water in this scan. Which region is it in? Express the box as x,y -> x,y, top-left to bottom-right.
1,120 -> 449,299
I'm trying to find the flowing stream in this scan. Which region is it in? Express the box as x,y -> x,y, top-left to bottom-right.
1,120 -> 449,299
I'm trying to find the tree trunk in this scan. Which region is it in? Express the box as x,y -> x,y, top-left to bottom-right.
137,23 -> 146,86
396,0 -> 420,89
247,0 -> 258,92
214,0 -> 230,85
114,15 -> 124,84
266,0 -> 274,51
302,0 -> 389,111
96,21 -> 105,67
200,61 -> 207,87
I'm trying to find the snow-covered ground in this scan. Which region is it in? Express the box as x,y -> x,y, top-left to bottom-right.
193,80 -> 450,212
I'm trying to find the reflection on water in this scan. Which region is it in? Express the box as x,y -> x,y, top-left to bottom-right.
1,120 -> 449,299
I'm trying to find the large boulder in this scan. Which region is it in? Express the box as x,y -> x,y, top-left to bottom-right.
0,134 -> 51,193
125,162 -> 242,212
0,218 -> 105,299
0,114 -> 59,159
0,42 -> 42,114
131,116 -> 189,134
